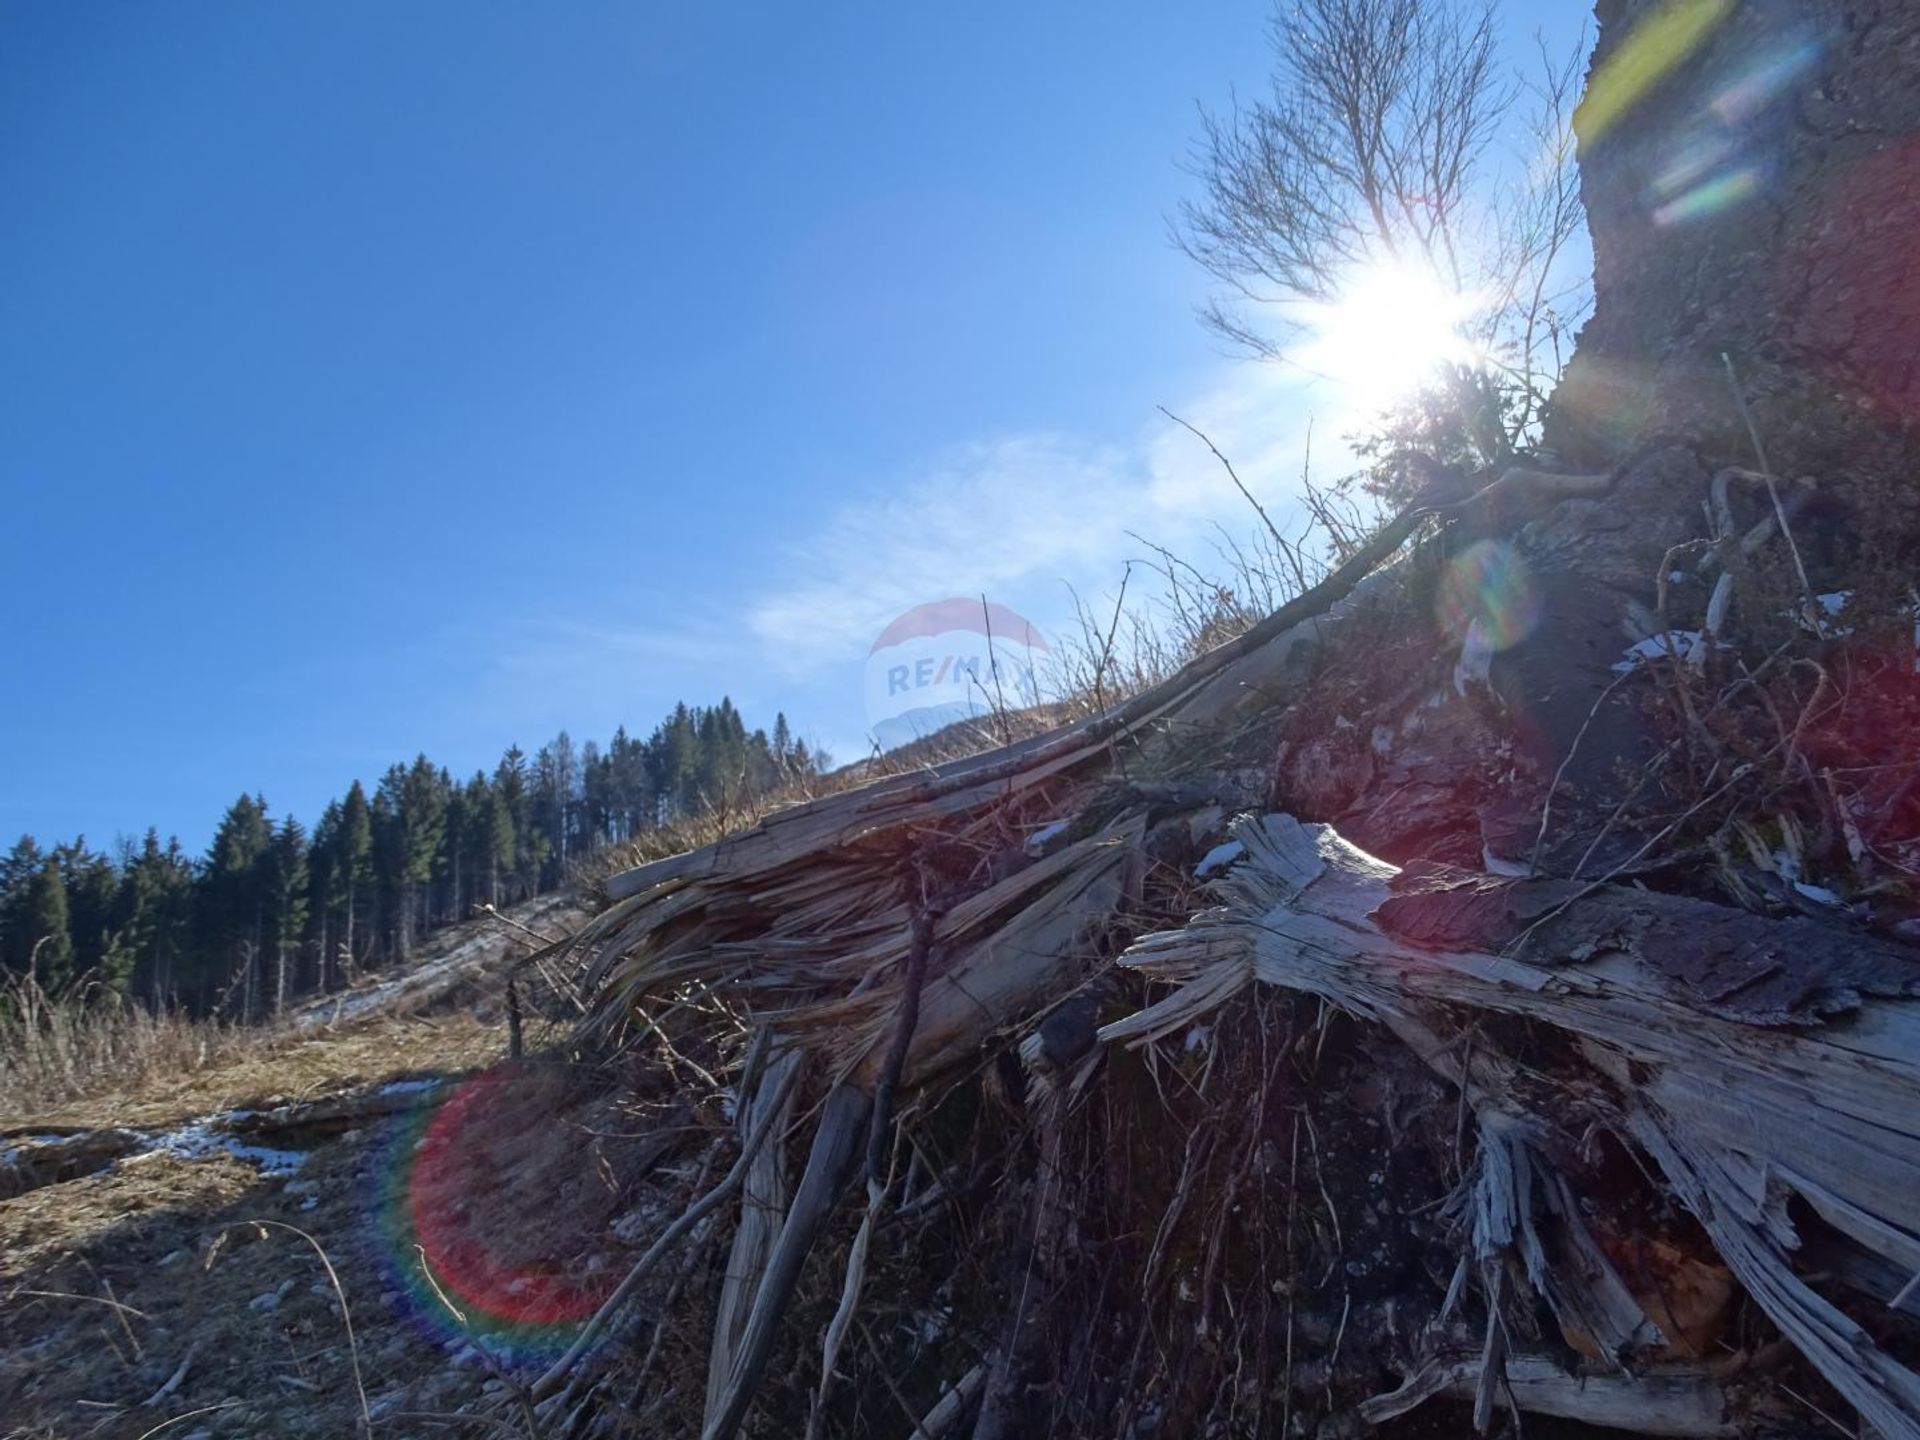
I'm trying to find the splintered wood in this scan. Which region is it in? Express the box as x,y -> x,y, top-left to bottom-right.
1106,814 -> 1920,1439
562,469 -> 1917,1440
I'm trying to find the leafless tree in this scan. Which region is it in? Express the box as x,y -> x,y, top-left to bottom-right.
1177,0 -> 1589,460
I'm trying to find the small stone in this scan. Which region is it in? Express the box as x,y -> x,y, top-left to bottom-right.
282,1178 -> 320,1196
248,1290 -> 282,1313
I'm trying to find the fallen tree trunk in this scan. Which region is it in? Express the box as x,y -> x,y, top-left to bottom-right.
557,466 -> 1919,1437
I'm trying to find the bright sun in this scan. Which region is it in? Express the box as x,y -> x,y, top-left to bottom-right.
1294,261 -> 1481,414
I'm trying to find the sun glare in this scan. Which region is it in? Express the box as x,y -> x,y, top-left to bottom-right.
1295,261 -> 1481,414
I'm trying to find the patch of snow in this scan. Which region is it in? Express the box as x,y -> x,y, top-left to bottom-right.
1482,847 -> 1532,878
1613,631 -> 1707,672
1453,617 -> 1496,694
1183,1024 -> 1211,1053
290,892 -> 585,1031
1025,820 -> 1071,855
147,1120 -> 308,1177
377,1078 -> 442,1097
1194,841 -> 1244,879
1793,881 -> 1844,907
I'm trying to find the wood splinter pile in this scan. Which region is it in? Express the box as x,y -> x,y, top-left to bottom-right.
517,462 -> 1920,1440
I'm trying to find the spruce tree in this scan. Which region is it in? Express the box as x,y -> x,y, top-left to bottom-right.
307,803 -> 341,992
22,861 -> 74,990
59,840 -> 131,990
125,830 -> 193,1002
335,781 -> 374,978
197,795 -> 273,1014
0,835 -> 47,976
267,817 -> 309,1013
494,746 -> 533,900
375,757 -> 447,960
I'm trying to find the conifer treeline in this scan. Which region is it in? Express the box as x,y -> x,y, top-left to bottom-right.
0,700 -> 822,1016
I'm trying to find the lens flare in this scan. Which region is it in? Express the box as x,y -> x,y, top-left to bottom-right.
372,1065 -> 623,1365
1575,0 -> 1734,148
1640,30 -> 1823,229
1437,542 -> 1541,653
1653,165 -> 1764,227
1711,40 -> 1821,124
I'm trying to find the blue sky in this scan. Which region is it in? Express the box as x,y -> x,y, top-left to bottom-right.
1,1 -> 1585,852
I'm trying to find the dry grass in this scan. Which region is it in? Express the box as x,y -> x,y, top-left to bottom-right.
1,895 -> 583,1132
0,973 -> 266,1128
5,1010 -> 515,1134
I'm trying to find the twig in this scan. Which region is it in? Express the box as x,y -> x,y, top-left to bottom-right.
1722,353 -> 1823,637
867,899 -> 941,1190
807,892 -> 942,1437
141,1344 -> 197,1408
1090,565 -> 1133,716
10,1287 -> 148,1321
132,1402 -> 242,1440
479,904 -> 567,950
980,595 -> 1013,746
529,1062 -> 802,1402
1529,665 -> 1639,873
1160,407 -> 1288,551
221,1221 -> 371,1437
413,1243 -> 468,1327
1511,759 -> 1763,952
381,1412 -> 529,1437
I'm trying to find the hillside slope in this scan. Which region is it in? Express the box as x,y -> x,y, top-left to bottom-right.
1,891 -> 609,1439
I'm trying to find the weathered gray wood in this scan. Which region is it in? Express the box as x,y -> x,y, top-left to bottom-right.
702,1082 -> 872,1440
1104,814 -> 1920,1439
1361,1352 -> 1735,1436
704,1043 -> 802,1430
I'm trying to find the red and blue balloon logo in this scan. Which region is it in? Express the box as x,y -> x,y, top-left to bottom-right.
865,598 -> 1049,751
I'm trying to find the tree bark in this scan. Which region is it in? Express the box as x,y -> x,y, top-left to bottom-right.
1551,0 -> 1920,502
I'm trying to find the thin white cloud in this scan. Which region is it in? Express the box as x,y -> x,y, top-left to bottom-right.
747,362 -> 1339,676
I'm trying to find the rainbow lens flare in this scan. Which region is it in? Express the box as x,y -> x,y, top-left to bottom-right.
1438,541 -> 1542,654
1575,0 -> 1734,149
372,1065 -> 624,1366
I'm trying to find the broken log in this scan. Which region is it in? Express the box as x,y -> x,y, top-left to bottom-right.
1104,813 -> 1920,1439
